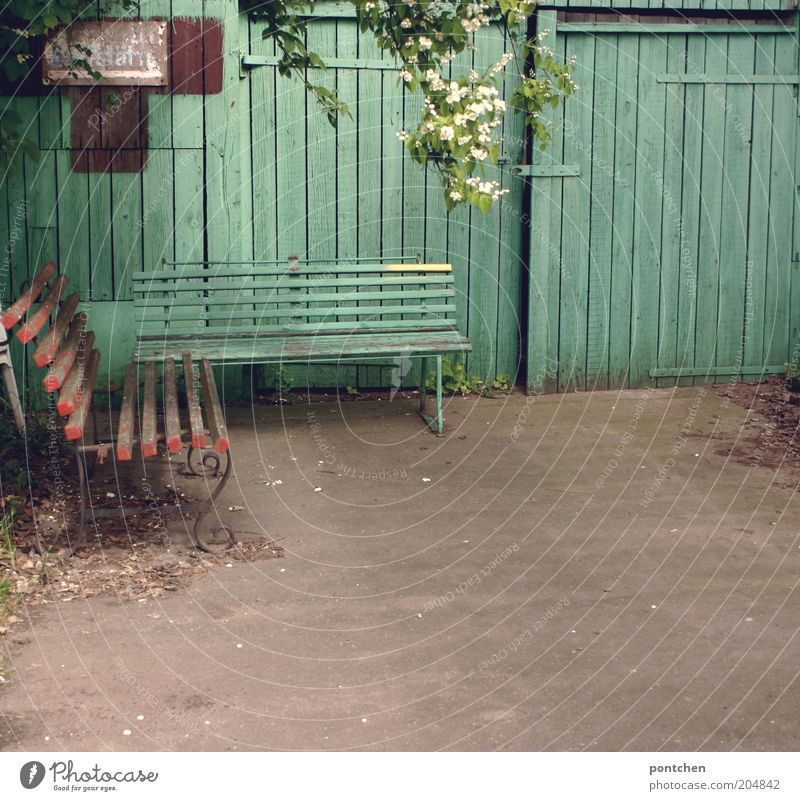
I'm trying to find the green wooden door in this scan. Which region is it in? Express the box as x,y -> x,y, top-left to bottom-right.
243,6 -> 527,388
527,8 -> 800,393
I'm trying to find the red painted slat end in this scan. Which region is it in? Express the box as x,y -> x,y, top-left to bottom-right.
1,312 -> 18,329
44,375 -> 61,393
142,443 -> 158,458
33,351 -> 53,368
167,436 -> 183,453
16,326 -> 35,344
117,446 -> 132,462
56,399 -> 74,417
64,424 -> 83,441
214,436 -> 230,454
191,434 -> 206,449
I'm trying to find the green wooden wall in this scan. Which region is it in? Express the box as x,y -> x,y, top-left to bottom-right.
2,0 -> 799,407
1,0 -> 525,404
242,9 -> 526,389
527,9 -> 800,393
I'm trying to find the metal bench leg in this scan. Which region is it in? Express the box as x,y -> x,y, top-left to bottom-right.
417,355 -> 444,437
191,449 -> 235,552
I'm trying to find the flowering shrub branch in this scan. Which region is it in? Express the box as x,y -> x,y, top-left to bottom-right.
353,0 -> 576,212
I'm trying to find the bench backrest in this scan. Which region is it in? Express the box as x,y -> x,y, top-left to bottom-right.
132,262 -> 459,339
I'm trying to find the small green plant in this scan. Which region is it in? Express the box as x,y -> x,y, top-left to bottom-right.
345,385 -> 358,395
785,362 -> 800,392
491,374 -> 512,393
427,356 -> 484,396
266,365 -> 294,400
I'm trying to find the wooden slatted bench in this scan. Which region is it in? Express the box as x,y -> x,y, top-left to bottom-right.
2,262 -> 234,552
132,259 -> 472,435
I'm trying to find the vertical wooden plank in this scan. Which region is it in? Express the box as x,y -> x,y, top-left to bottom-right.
173,149 -> 205,264
335,22 -> 364,387
111,171 -> 143,301
676,34 -> 705,387
274,41 -> 307,260
37,92 -> 64,152
630,31 -> 667,389
336,26 -> 358,263
743,34 -> 776,372
237,11 -> 254,268
25,151 -> 59,409
247,15 -> 277,391
716,35 -> 755,374
141,0 -> 173,150
356,30 -> 385,389
141,148 -> 175,268
765,33 -> 796,366
494,25 -> 525,384
204,1 -> 245,399
558,30 -> 594,392
56,152 -> 91,300
25,150 -> 59,277
608,32 -> 638,389
306,19 -> 340,388
655,33 -> 687,387
250,17 -> 278,261
585,34 -> 618,391
694,35 -> 727,381
527,11 -> 562,394
464,23 -> 503,382
88,172 -> 114,301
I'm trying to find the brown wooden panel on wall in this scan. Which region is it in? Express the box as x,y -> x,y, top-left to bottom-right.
170,17 -> 223,95
67,86 -> 147,172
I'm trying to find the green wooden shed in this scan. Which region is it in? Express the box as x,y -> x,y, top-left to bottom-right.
2,0 -> 798,407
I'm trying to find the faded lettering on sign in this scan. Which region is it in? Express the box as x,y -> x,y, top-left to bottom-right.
43,20 -> 168,86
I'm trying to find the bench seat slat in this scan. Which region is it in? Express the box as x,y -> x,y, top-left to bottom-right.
45,317 -> 90,393
163,357 -> 183,453
183,353 -> 206,449
64,349 -> 100,441
139,319 -> 458,337
136,263 -> 452,280
199,359 -> 229,453
16,274 -> 68,344
136,303 -> 456,324
1,261 -> 57,329
133,288 -> 455,308
141,362 -> 158,457
135,332 -> 472,364
33,294 -> 80,367
134,275 -> 454,294
116,363 -> 138,461
55,330 -> 96,414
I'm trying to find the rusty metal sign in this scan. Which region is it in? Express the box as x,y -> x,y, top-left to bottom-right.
42,20 -> 168,86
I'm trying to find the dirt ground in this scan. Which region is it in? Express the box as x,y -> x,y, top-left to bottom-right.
1,382 -> 798,751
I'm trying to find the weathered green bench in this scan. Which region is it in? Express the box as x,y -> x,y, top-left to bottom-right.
132,260 -> 472,435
